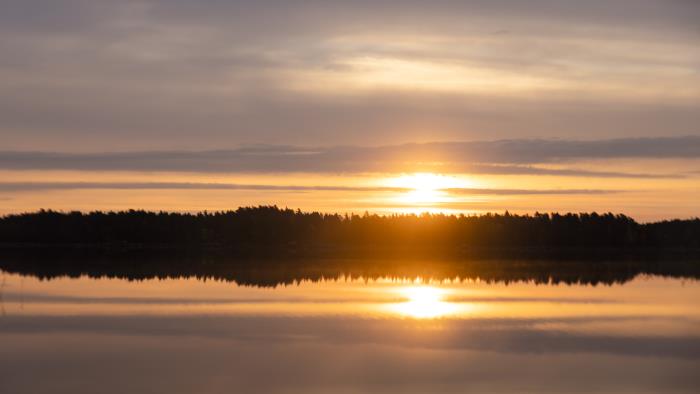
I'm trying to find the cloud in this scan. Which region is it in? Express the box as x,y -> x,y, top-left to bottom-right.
0,181 -> 617,196
1,1 -> 699,150
445,187 -> 617,196
0,137 -> 695,176
0,181 -> 408,192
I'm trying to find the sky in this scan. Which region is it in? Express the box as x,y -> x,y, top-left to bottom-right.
0,0 -> 698,220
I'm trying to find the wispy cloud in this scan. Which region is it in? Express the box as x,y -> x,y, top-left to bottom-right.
0,181 -> 617,196
0,137 -> 694,177
0,182 -> 407,193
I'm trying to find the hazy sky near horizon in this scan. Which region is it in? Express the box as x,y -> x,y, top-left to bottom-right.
0,0 -> 698,219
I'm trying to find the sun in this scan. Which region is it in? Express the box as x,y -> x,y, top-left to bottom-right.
388,286 -> 458,319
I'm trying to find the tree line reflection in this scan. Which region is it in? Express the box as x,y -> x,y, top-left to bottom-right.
1,251 -> 698,287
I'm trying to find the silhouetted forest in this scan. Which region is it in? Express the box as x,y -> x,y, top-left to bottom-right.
0,207 -> 698,252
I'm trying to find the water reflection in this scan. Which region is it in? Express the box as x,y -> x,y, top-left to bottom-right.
389,286 -> 461,319
1,257 -> 699,394
2,253 -> 699,287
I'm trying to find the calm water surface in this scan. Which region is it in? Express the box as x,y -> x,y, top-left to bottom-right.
1,264 -> 699,393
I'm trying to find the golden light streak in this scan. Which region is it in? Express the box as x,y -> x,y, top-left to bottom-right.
384,173 -> 467,208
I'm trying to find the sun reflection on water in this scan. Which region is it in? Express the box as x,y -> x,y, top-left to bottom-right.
388,285 -> 460,319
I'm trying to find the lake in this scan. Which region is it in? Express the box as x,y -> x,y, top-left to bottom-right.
1,258 -> 699,393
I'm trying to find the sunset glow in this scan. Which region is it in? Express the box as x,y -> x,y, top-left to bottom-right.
386,173 -> 465,207
2,2 -> 699,394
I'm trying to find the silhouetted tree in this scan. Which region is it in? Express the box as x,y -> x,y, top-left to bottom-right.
0,206 -> 698,249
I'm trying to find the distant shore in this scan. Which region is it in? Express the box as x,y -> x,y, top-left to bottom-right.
1,207 -> 698,252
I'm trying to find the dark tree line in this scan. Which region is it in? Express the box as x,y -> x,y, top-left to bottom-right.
0,206 -> 698,249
